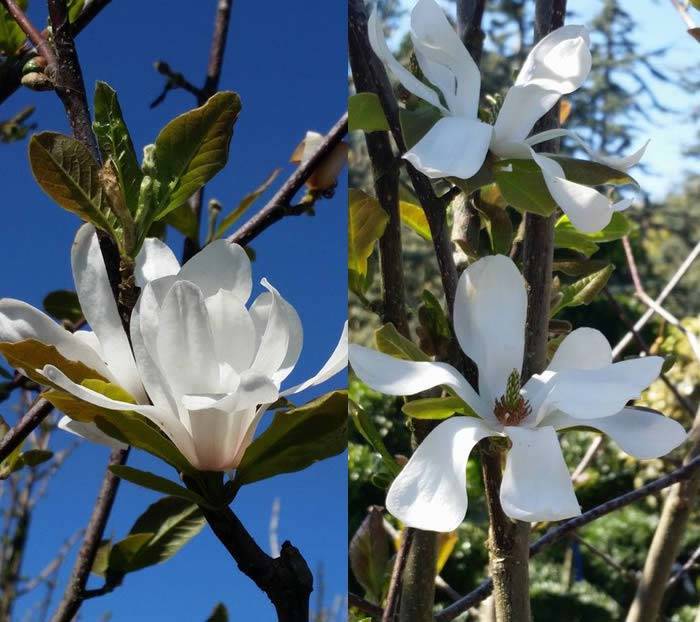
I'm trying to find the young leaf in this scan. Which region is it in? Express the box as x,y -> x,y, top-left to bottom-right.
553,212 -> 635,256
350,401 -> 401,476
349,188 -> 389,277
93,82 -> 143,213
349,507 -> 391,604
348,92 -> 390,133
551,264 -> 614,317
399,200 -> 432,240
402,396 -> 475,420
109,465 -> 213,508
474,200 -> 513,255
42,290 -> 82,324
162,203 -> 199,239
29,132 -> 118,234
235,390 -> 348,487
494,159 -> 558,217
152,91 -> 241,221
399,105 -> 442,150
374,323 -> 430,362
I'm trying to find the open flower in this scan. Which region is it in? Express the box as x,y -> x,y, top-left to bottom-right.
368,0 -> 647,233
349,255 -> 685,531
0,224 -> 347,471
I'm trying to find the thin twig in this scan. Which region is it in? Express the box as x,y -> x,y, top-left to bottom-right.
666,544 -> 700,589
349,593 -> 384,619
572,534 -> 637,581
382,528 -> 415,622
0,0 -> 56,66
228,113 -> 348,247
0,399 -> 54,464
435,454 -> 700,621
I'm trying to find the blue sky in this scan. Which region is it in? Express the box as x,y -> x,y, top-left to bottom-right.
394,0 -> 700,200
1,1 -> 346,620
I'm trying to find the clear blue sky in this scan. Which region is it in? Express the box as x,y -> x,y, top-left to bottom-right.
1,1 -> 347,620
395,0 -> 700,200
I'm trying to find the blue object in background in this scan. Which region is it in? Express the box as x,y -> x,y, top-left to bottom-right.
0,0 -> 347,619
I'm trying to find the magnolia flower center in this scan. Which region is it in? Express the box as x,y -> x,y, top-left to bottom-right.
493,369 -> 531,426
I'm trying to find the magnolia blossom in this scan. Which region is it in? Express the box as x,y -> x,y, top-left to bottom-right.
0,224 -> 347,471
349,255 -> 685,531
368,0 -> 647,233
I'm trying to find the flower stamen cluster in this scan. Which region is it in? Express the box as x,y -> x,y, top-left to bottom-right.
493,369 -> 531,426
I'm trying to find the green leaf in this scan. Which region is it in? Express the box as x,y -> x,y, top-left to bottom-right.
349,188 -> 389,277
399,105 -> 442,150
374,323 -> 430,362
554,212 -> 635,257
91,540 -> 112,576
29,132 -> 118,234
206,603 -> 229,622
349,507 -> 391,603
552,259 -> 609,277
235,391 -> 348,487
107,533 -> 153,580
350,401 -> 400,476
494,159 -> 557,217
93,82 -> 143,214
399,200 -> 431,240
0,0 -> 27,56
0,448 -> 53,479
214,168 -> 280,238
151,91 -> 241,221
163,203 -> 199,239
551,265 -> 614,316
68,0 -> 85,22
474,200 -> 513,254
402,396 -> 476,420
416,290 -> 452,358
551,156 -> 639,188
43,290 -> 82,324
348,92 -> 390,133
109,465 -> 213,508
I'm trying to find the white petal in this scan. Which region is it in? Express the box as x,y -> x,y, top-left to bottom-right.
270,294 -> 303,385
403,116 -> 493,180
492,84 -> 562,150
532,355 -> 663,421
58,416 -> 127,450
178,240 -> 252,302
281,322 -> 348,397
0,299 -> 109,378
516,25 -> 591,92
525,128 -> 648,171
367,5 -> 448,114
500,425 -> 580,522
349,345 -> 489,419
453,255 -> 526,407
409,0 -> 481,117
228,402 -> 272,468
205,290 -> 257,376
531,150 -> 616,233
386,416 -> 496,531
547,407 -> 687,460
249,279 -> 293,379
548,327 -> 612,372
134,238 -> 180,288
156,281 -> 220,397
182,371 -> 279,416
71,225 -> 145,401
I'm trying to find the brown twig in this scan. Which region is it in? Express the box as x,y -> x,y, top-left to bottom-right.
0,399 -> 54,464
228,113 -> 349,247
0,0 -> 56,67
349,592 -> 384,619
435,453 -> 700,621
382,529 -> 415,622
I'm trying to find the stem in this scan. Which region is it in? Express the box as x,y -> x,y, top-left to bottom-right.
398,529 -> 437,622
50,447 -> 129,622
382,529 -> 415,622
202,506 -> 313,621
0,0 -> 56,67
625,410 -> 700,622
0,399 -> 53,463
228,113 -> 348,246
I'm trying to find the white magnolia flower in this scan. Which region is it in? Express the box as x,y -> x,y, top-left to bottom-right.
0,224 -> 347,471
368,0 -> 647,233
349,255 -> 685,531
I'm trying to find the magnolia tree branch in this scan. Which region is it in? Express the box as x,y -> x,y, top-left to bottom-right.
228,112 -> 349,247
0,0 -> 56,67
382,529 -> 415,622
0,399 -> 54,463
435,453 -> 700,621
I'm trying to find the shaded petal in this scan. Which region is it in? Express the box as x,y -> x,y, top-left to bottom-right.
548,327 -> 611,372
178,240 -> 252,302
501,425 -> 580,522
547,407 -> 687,460
281,322 -> 348,396
58,416 -> 127,450
249,279 -> 293,379
367,6 -> 448,114
409,0 -> 481,116
156,281 -> 220,396
205,289 -> 257,376
71,225 -> 144,401
349,345 -> 489,420
525,128 -> 648,171
229,402 -> 272,469
134,238 -> 180,287
386,416 -> 496,531
0,299 -> 109,378
181,370 -> 279,416
403,116 -> 493,180
453,255 -> 526,407
532,355 -> 663,422
531,150 -> 618,233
